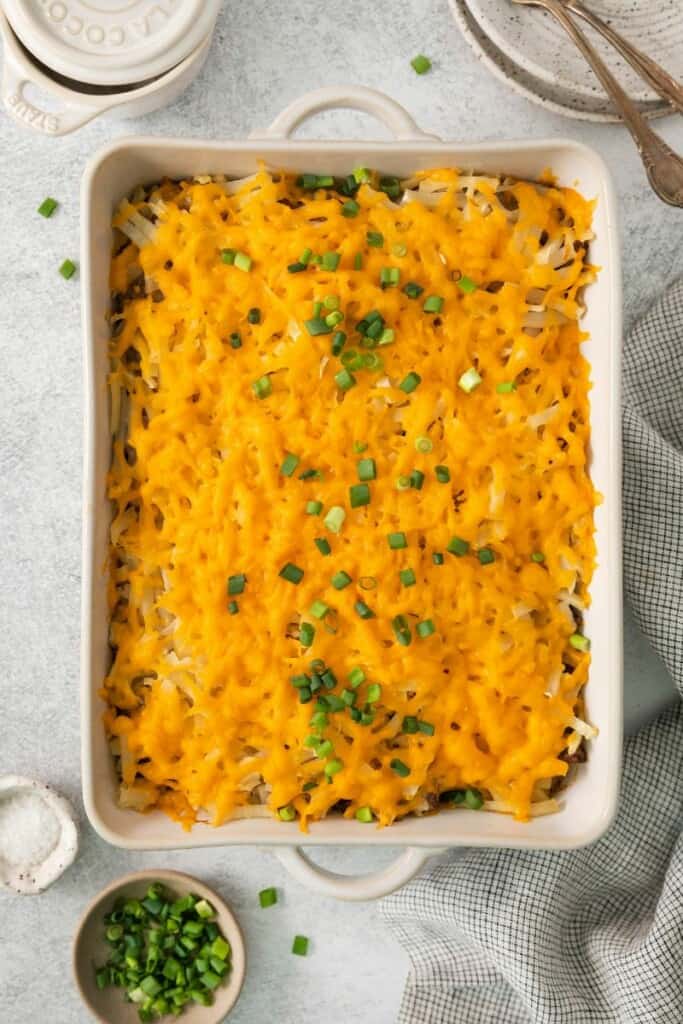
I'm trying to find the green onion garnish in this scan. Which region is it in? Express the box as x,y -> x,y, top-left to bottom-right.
309,599 -> 329,619
322,252 -> 341,271
403,281 -> 424,299
379,177 -> 401,199
366,231 -> 384,247
305,317 -> 332,336
570,633 -> 591,652
348,666 -> 365,687
279,562 -> 304,584
300,468 -> 323,481
342,199 -> 360,217
221,248 -> 235,264
390,758 -> 410,778
477,548 -> 495,565
280,452 -> 300,477
354,600 -> 375,620
402,716 -> 419,734
341,688 -> 357,706
353,167 -> 371,184
423,295 -> 443,314
314,537 -> 331,556
432,552 -> 444,565
259,888 -> 277,908
300,622 -> 315,647
434,465 -> 450,483
323,295 -> 339,310
411,54 -> 432,75
531,551 -> 545,563
356,806 -> 373,823
418,720 -> 435,735
378,328 -> 395,346
415,435 -> 433,453
227,574 -> 246,596
316,739 -> 334,758
416,619 -> 435,638
354,253 -> 363,270
325,311 -> 344,329
291,674 -> 311,689
366,683 -> 381,703
457,275 -> 477,294
392,243 -> 408,257
399,371 -> 421,394
399,568 -> 416,587
252,375 -> 272,399
464,788 -> 483,810
234,252 -> 252,272
228,600 -> 239,615
380,266 -> 400,288
325,759 -> 344,777
357,458 -> 376,482
278,805 -> 296,821
459,367 -> 482,393
349,484 -> 371,508
331,570 -> 352,590
331,330 -> 347,356
306,500 -> 323,516
288,261 -> 307,274
392,614 -> 412,646
230,331 -> 242,349
447,536 -> 469,557
38,197 -> 58,218
324,506 -> 346,534
300,248 -> 312,265
496,381 -> 517,394
335,368 -> 357,391
59,259 -> 77,279
410,469 -> 425,490
312,300 -> 323,317
387,532 -> 408,549
396,475 -> 412,491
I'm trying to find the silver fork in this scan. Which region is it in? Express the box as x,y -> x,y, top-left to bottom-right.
510,0 -> 683,207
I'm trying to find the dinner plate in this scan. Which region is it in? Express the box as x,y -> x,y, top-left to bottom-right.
467,0 -> 683,105
449,0 -> 671,123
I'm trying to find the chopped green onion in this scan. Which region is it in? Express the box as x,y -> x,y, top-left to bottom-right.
291,674 -> 311,689
252,375 -> 272,399
390,758 -> 410,777
331,330 -> 347,356
531,551 -> 545,563
392,243 -> 408,257
392,614 -> 412,646
378,328 -> 395,346
435,465 -> 450,483
325,310 -> 344,328
229,331 -> 242,349
353,441 -> 368,454
396,474 -> 412,491
227,574 -> 246,596
300,622 -> 315,647
228,600 -> 239,615
299,248 -> 312,265
379,177 -> 401,199
342,199 -> 360,217
278,805 -> 296,821
306,500 -> 323,516
310,710 -> 328,730
410,469 -> 425,490
305,317 -> 332,336
432,552 -> 444,565
322,252 -> 341,271
234,252 -> 252,272
356,806 -> 374,823
288,261 -> 307,274
348,666 -> 365,687
418,720 -> 435,735
280,452 -> 300,477
38,197 -> 58,218
403,281 -> 424,299
59,259 -> 77,279
366,318 -> 384,341
400,371 -> 421,394
360,710 -> 375,726
354,253 -> 363,270
302,780 -> 318,792
423,295 -> 443,314
411,54 -> 432,75
366,683 -> 381,703
415,435 -> 433,453
325,759 -> 344,777
570,633 -> 591,652
279,562 -> 304,584
464,788 -> 484,810
366,231 -> 384,247
447,536 -> 469,557
221,248 -> 235,264
402,716 -> 419,734
353,166 -> 371,184
259,888 -> 277,908
380,266 -> 400,287
349,706 -> 362,722
323,295 -> 339,310
292,935 -> 309,956
335,368 -> 357,391
362,352 -> 384,370
354,600 -> 375,619
312,300 -> 323,317
496,380 -> 517,394
340,688 -> 357,706
314,537 -> 331,556
331,570 -> 352,590
309,599 -> 329,619
387,531 -> 408,549
459,367 -> 482,393
300,467 -> 323,481
417,619 -> 435,638
324,506 -> 346,534
357,458 -> 376,482
349,483 -> 371,508
457,275 -> 477,294
477,548 -> 495,565
399,568 -> 416,587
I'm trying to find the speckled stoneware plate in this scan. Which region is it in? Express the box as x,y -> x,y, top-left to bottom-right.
467,0 -> 683,105
450,0 -> 671,122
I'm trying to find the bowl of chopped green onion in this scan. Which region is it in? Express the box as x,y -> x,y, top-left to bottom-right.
72,870 -> 245,1023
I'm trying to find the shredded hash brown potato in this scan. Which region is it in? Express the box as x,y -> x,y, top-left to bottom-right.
105,167 -> 597,830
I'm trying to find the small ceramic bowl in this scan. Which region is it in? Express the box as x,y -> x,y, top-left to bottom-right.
72,870 -> 246,1024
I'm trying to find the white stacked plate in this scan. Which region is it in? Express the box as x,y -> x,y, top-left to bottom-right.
450,0 -> 683,122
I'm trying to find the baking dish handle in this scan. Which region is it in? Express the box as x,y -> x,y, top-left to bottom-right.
250,85 -> 440,142
275,845 -> 442,901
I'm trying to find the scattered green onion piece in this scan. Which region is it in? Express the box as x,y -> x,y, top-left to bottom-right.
403,281 -> 424,299
366,683 -> 382,704
378,328 -> 395,346
221,248 -> 235,264
354,600 -> 375,620
400,371 -> 421,394
342,199 -> 360,217
379,176 -> 401,199
380,266 -> 400,287
331,330 -> 347,356
360,710 -> 375,726
280,452 -> 300,477
354,253 -> 363,270
396,475 -> 411,491
331,570 -> 352,590
399,568 -> 416,587
570,633 -> 591,652
435,465 -> 450,483
477,547 -> 495,565
457,275 -> 477,294
392,242 -> 408,257
392,614 -> 412,646
325,759 -> 344,777
418,719 -> 435,735
300,248 -> 312,265
306,500 -> 323,516
417,619 -> 435,638
390,758 -> 410,778
229,332 -> 242,349
259,888 -> 277,908
228,600 -> 239,615
402,716 -> 419,734
227,574 -> 246,596
353,166 -> 371,183
410,469 -> 425,490
325,310 -> 344,328
300,468 -> 323,481
432,552 -> 444,565
310,710 -> 328,730
531,551 -> 545,563
324,506 -> 346,534
252,375 -> 272,399
362,352 -> 384,370
38,197 -> 58,218
234,252 -> 252,272
353,441 -> 368,454
335,368 -> 356,391
387,531 -> 408,549
423,295 -> 443,313
496,380 -> 517,394
316,739 -> 334,757
292,935 -> 309,956
348,666 -> 365,687
349,706 -> 362,723
300,622 -> 315,647
356,806 -> 374,823
459,367 -> 482,393
322,252 -> 341,271
447,536 -> 469,557
411,54 -> 432,74
366,230 -> 384,247
302,780 -> 318,792
314,537 -> 331,556
288,261 -> 307,274
415,435 -> 433,453
279,562 -> 304,584
291,674 -> 311,689
59,259 -> 77,279
323,295 -> 339,310
312,300 -> 323,317
349,484 -> 370,508
357,458 -> 376,482
298,174 -> 319,189
278,805 -> 296,821
317,175 -> 334,187
305,317 -> 332,336
309,599 -> 329,619
464,788 -> 484,810
341,688 -> 357,706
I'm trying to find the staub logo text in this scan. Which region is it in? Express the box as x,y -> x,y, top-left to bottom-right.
38,1 -> 179,47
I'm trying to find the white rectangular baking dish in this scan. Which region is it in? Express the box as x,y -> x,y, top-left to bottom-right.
81,87 -> 623,900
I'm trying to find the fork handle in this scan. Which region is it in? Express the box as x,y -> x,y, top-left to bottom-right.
540,0 -> 683,206
562,0 -> 683,114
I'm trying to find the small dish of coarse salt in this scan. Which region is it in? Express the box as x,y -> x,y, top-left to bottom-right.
0,775 -> 78,894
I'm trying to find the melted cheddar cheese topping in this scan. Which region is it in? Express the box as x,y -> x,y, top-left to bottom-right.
105,168 -> 597,829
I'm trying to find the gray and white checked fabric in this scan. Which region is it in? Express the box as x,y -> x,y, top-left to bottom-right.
382,279 -> 683,1024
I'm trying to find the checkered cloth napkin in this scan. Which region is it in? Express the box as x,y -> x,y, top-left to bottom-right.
382,279 -> 683,1024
